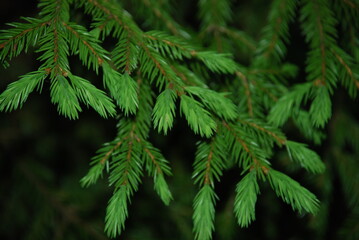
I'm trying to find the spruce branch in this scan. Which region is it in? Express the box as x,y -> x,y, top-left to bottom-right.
104,121 -> 144,236
221,121 -> 270,172
267,169 -> 320,214
199,0 -> 232,29
2,0 -> 350,238
309,86 -> 332,128
0,17 -> 49,62
137,0 -> 186,37
138,43 -> 184,90
331,46 -> 359,98
80,140 -> 123,187
152,88 -> 177,134
286,140 -> 325,174
193,185 -> 218,240
292,110 -> 326,144
142,141 -> 173,205
50,75 -> 82,120
236,71 -> 254,117
144,31 -> 193,60
192,137 -> 227,240
144,31 -> 239,74
253,0 -> 297,66
194,51 -> 239,74
185,86 -> 238,121
235,64 -> 296,118
234,170 -> 260,227
170,63 -> 208,88
63,21 -> 109,73
105,187 -> 130,238
340,0 -> 359,10
251,79 -> 279,103
217,26 -> 256,52
238,118 -> 287,146
69,74 -> 116,118
112,33 -> 139,74
180,95 -> 217,138
300,0 -> 338,91
268,82 -> 312,126
193,138 -> 226,186
198,0 -> 232,51
102,64 -> 139,115
0,70 -> 47,111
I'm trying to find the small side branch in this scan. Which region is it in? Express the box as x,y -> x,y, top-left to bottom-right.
222,121 -> 269,174
204,142 -> 215,185
236,71 -> 253,117
139,0 -> 179,35
238,119 -> 287,145
332,50 -> 359,89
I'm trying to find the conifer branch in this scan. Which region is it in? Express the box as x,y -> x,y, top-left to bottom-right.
251,80 -> 279,102
342,0 -> 359,10
2,0 -> 352,238
238,118 -> 287,146
62,22 -> 107,72
286,140 -> 325,174
85,0 -> 142,40
333,52 -> 354,81
180,95 -> 217,138
152,88 -> 177,134
234,170 -> 260,227
331,48 -> 359,96
170,64 -> 208,88
143,147 -> 162,175
170,64 -> 197,86
217,26 -> 256,51
266,169 -> 320,214
142,143 -> 173,205
236,71 -> 253,117
139,42 -> 183,89
0,71 -> 47,112
138,0 -> 181,36
222,121 -> 270,173
254,0 -> 296,66
144,32 -> 194,59
113,35 -> 138,74
198,0 -> 232,51
192,137 -> 226,240
193,185 -> 218,240
268,82 -> 313,127
101,141 -> 123,165
203,145 -> 214,185
301,0 -> 338,91
80,139 -> 124,188
223,121 -> 252,156
105,121 -> 143,236
248,66 -> 293,75
0,19 -> 49,62
315,11 -> 327,85
193,138 -> 225,186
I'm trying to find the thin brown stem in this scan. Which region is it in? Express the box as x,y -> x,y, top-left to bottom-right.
222,121 -> 270,174
238,119 -> 287,145
204,142 -> 215,185
236,71 -> 253,117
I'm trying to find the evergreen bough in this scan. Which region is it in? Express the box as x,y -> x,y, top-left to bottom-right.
0,0 -> 358,239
